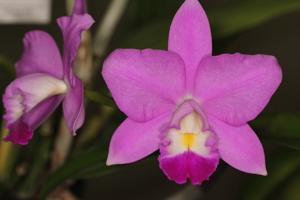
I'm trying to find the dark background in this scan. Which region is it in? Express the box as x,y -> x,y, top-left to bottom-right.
0,0 -> 299,199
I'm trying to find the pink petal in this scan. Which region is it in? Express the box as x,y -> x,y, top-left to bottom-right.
57,13 -> 94,83
168,0 -> 212,90
62,76 -> 85,135
16,31 -> 63,78
72,0 -> 87,15
194,54 -> 282,125
102,49 -> 186,122
23,95 -> 64,130
159,151 -> 219,185
107,113 -> 171,165
208,116 -> 267,175
57,11 -> 92,135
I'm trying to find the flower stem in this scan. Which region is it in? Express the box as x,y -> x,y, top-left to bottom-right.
0,124 -> 18,184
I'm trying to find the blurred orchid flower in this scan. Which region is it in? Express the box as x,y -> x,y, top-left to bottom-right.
3,0 -> 94,145
102,0 -> 282,184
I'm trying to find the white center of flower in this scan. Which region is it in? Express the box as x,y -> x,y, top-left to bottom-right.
166,112 -> 213,156
20,75 -> 68,111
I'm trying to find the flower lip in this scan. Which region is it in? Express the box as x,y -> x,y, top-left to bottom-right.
161,111 -> 218,157
4,120 -> 33,145
159,151 -> 219,185
182,133 -> 197,148
3,73 -> 68,125
159,107 -> 220,185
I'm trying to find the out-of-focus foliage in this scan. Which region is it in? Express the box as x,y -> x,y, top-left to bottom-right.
255,114 -> 300,150
0,55 -> 14,75
85,89 -> 116,108
240,149 -> 300,200
209,0 -> 300,39
40,148 -> 108,199
0,55 -> 14,105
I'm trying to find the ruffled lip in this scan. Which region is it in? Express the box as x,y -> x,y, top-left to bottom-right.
3,73 -> 68,126
158,97 -> 220,159
3,91 -> 24,126
158,151 -> 219,185
4,120 -> 33,145
158,100 -> 220,185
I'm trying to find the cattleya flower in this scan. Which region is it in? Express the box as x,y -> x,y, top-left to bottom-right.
3,0 -> 94,145
102,0 -> 282,185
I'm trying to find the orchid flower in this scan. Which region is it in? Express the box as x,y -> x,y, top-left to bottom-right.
3,0 -> 94,145
102,0 -> 282,185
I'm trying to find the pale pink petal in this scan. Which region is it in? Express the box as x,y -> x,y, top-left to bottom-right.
194,54 -> 282,125
102,49 -> 186,122
62,76 -> 85,135
16,31 -> 63,78
57,11 -> 92,134
107,113 -> 171,165
159,151 -> 219,185
208,116 -> 267,175
57,13 -> 94,83
168,0 -> 212,89
23,95 -> 64,130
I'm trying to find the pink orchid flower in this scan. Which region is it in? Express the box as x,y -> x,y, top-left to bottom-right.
102,0 -> 282,185
3,0 -> 94,145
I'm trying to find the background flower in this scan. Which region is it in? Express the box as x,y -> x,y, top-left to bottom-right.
2,0 -> 94,145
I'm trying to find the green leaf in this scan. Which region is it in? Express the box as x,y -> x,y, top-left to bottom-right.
0,127 -> 18,184
240,149 -> 300,200
40,149 -> 110,199
274,171 -> 300,200
209,0 -> 300,39
253,114 -> 300,150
